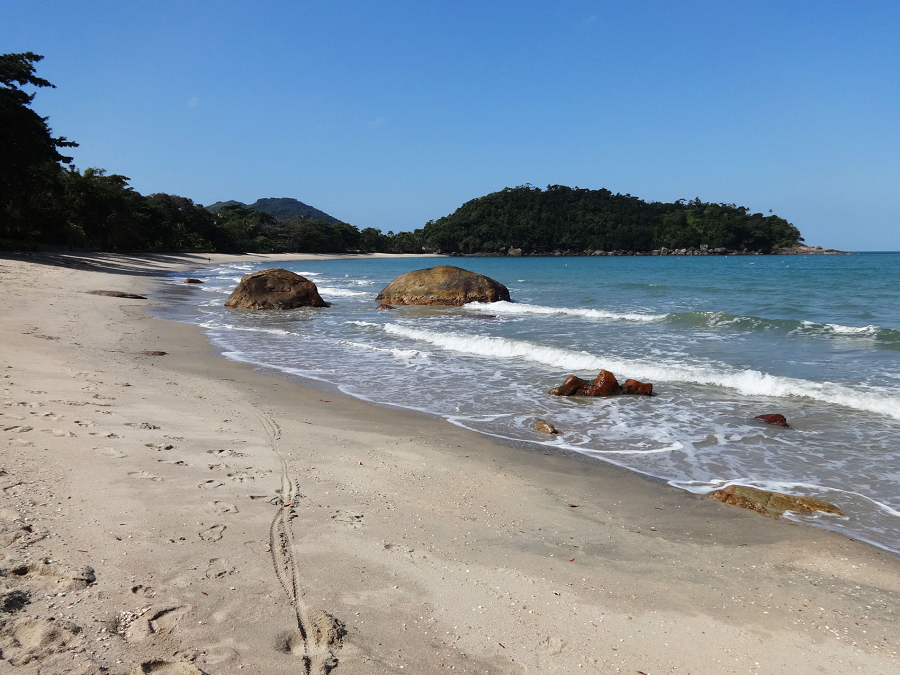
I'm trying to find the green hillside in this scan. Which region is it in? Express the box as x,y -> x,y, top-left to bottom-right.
422,185 -> 803,254
207,197 -> 338,224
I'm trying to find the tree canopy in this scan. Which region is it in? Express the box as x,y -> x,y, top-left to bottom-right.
421,185 -> 803,254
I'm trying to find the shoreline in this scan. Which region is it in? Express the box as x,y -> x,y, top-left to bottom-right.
1,251 -> 898,674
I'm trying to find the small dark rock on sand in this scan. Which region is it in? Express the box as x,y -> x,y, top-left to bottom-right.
88,290 -> 147,299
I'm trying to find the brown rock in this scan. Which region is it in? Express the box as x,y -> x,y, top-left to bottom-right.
592,370 -> 621,396
755,413 -> 789,427
375,265 -> 511,306
622,378 -> 653,396
534,420 -> 559,434
708,485 -> 843,518
548,375 -> 587,396
87,290 -> 146,299
184,278 -> 203,284
224,269 -> 328,310
549,372 -> 654,397
376,303 -> 396,310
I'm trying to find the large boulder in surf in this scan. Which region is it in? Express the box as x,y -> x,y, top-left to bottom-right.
548,371 -> 653,397
375,265 -> 510,306
708,485 -> 843,519
224,268 -> 328,310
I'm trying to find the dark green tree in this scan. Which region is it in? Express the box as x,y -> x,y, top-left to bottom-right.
0,52 -> 76,244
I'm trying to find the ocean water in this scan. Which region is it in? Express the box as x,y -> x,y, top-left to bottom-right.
154,253 -> 900,553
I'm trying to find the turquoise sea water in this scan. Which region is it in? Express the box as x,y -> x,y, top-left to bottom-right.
155,253 -> 900,553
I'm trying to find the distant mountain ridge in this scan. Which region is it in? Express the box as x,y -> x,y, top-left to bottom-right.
206,197 -> 339,224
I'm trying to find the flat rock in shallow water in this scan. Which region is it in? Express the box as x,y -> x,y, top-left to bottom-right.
224,268 -> 328,310
375,265 -> 510,306
708,485 -> 843,518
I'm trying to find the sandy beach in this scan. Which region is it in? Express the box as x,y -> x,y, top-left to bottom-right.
0,251 -> 897,675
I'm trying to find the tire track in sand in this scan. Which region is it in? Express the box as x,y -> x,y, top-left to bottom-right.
252,409 -> 345,674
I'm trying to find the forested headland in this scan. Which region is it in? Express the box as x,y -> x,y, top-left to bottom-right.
2,52 -> 803,256
422,185 -> 803,255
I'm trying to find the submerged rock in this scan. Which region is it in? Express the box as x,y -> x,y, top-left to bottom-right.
534,420 -> 559,434
755,413 -> 789,427
184,278 -> 203,284
375,265 -> 511,306
224,268 -> 328,310
708,485 -> 843,518
548,371 -> 653,397
376,303 -> 396,310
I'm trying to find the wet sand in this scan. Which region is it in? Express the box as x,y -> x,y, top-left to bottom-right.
0,251 -> 898,674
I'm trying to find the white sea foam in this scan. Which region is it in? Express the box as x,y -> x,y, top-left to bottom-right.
346,320 -> 379,327
341,341 -> 428,359
796,320 -> 883,338
465,301 -> 666,322
318,287 -> 373,297
199,319 -> 302,338
826,322 -> 881,335
381,324 -> 900,420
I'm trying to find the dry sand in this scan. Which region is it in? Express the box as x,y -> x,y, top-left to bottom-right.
0,251 -> 897,675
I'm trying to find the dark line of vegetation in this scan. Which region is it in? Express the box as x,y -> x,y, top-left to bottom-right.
2,52 -> 802,256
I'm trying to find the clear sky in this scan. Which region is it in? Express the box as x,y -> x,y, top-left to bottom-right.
6,0 -> 899,249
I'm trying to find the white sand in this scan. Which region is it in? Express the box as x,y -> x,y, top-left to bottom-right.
0,251 -> 897,674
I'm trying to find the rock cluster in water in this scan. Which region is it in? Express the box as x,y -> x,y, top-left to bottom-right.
376,266 -> 510,306
708,485 -> 843,519
548,370 -> 653,397
225,268 -> 328,310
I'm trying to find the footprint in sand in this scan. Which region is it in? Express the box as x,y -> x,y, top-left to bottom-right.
244,540 -> 271,553
332,510 -> 364,528
125,422 -> 160,430
0,616 -> 85,667
205,558 -> 233,579
146,442 -> 174,451
158,460 -> 189,467
211,502 -> 238,515
199,525 -> 225,541
128,471 -> 162,482
98,447 -> 127,459
207,448 -> 245,458
3,426 -> 33,433
42,429 -> 76,437
198,480 -> 224,490
227,471 -> 253,482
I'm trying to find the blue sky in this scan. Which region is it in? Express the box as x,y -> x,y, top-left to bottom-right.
6,1 -> 899,249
